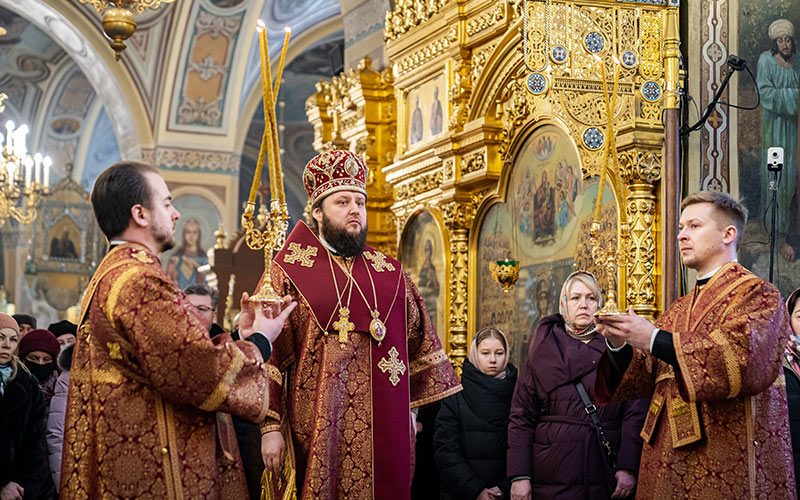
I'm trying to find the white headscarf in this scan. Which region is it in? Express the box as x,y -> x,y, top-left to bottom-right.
558,270 -> 602,342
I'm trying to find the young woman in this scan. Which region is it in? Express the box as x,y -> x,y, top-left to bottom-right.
434,328 -> 517,500
783,287 -> 800,495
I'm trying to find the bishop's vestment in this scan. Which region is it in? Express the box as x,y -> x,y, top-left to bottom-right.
596,262 -> 796,499
61,243 -> 275,499
260,221 -> 461,500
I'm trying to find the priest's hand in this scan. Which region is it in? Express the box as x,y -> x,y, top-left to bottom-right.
261,430 -> 285,473
509,479 -> 531,500
594,307 -> 655,351
0,482 -> 24,500
239,293 -> 297,343
611,469 -> 636,498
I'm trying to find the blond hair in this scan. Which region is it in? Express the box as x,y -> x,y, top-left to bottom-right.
681,191 -> 748,247
565,272 -> 602,303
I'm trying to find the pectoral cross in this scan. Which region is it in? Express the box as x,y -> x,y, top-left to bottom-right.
333,307 -> 354,345
378,346 -> 406,387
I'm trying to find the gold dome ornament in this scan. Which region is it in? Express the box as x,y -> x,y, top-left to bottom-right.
102,6 -> 136,61
78,0 -> 176,61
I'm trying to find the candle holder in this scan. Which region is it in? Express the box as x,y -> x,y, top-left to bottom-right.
489,259 -> 520,293
591,222 -> 627,317
242,19 -> 292,304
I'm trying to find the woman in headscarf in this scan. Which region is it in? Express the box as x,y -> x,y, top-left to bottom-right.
507,271 -> 648,500
434,328 -> 517,500
0,312 -> 50,500
783,287 -> 800,495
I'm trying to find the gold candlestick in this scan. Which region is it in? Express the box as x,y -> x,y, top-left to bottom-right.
591,54 -> 625,316
243,19 -> 292,303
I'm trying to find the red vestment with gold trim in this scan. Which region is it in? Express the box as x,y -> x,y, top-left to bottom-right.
260,222 -> 461,500
61,243 -> 275,499
596,262 -> 796,499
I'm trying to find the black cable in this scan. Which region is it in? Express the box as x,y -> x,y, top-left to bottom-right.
680,54 -> 751,137
717,63 -> 761,110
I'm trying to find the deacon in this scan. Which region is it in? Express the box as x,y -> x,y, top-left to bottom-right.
61,161 -> 296,499
594,191 -> 796,499
257,149 -> 461,500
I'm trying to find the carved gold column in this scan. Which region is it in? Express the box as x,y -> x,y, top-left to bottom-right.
620,150 -> 662,320
442,199 -> 476,375
306,57 -> 397,255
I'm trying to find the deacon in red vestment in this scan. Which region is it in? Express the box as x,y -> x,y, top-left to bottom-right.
258,150 -> 462,500
61,162 -> 295,499
593,191 -> 796,500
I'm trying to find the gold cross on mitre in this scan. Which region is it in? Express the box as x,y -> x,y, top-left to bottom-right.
283,242 -> 318,267
378,346 -> 406,387
333,307 -> 354,345
364,251 -> 395,272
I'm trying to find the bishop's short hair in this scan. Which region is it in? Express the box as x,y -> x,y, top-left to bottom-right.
91,161 -> 159,240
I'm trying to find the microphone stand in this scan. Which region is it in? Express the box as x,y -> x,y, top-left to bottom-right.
769,170 -> 781,283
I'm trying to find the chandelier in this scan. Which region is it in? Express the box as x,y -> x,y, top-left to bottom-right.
0,98 -> 51,226
78,0 -> 177,60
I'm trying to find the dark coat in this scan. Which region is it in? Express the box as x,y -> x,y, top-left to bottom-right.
507,315 -> 648,500
783,359 -> 800,495
0,362 -> 50,499
434,359 -> 517,500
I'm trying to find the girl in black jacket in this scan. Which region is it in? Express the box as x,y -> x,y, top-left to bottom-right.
434,328 -> 517,500
0,313 -> 49,500
784,288 -> 800,496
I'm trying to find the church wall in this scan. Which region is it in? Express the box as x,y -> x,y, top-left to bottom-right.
687,0 -> 800,298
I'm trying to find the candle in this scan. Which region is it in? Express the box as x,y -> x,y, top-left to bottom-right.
259,21 -> 285,207
5,121 -> 14,156
7,161 -> 16,187
23,156 -> 32,188
592,54 -> 611,225
247,20 -> 272,210
273,26 -> 291,97
33,153 -> 41,185
15,124 -> 28,158
43,156 -> 51,188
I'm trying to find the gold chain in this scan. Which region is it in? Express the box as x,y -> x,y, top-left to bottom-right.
340,255 -> 403,325
325,251 -> 354,330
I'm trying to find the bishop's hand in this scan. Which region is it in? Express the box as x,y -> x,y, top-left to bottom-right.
239,293 -> 296,343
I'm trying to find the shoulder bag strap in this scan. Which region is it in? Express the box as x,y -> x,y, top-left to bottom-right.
574,380 -> 617,468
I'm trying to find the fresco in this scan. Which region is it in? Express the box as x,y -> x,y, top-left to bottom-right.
476,124 -> 617,370
162,194 -> 220,290
736,5 -> 800,298
400,211 -> 447,346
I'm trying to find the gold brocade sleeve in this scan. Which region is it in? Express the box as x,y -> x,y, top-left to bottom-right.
104,265 -> 271,422
672,279 -> 790,402
405,273 -> 462,408
257,263 -> 298,433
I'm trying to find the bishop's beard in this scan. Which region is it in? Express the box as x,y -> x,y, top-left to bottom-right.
321,213 -> 368,257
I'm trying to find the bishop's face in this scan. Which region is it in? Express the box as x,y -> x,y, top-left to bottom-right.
314,191 -> 368,257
